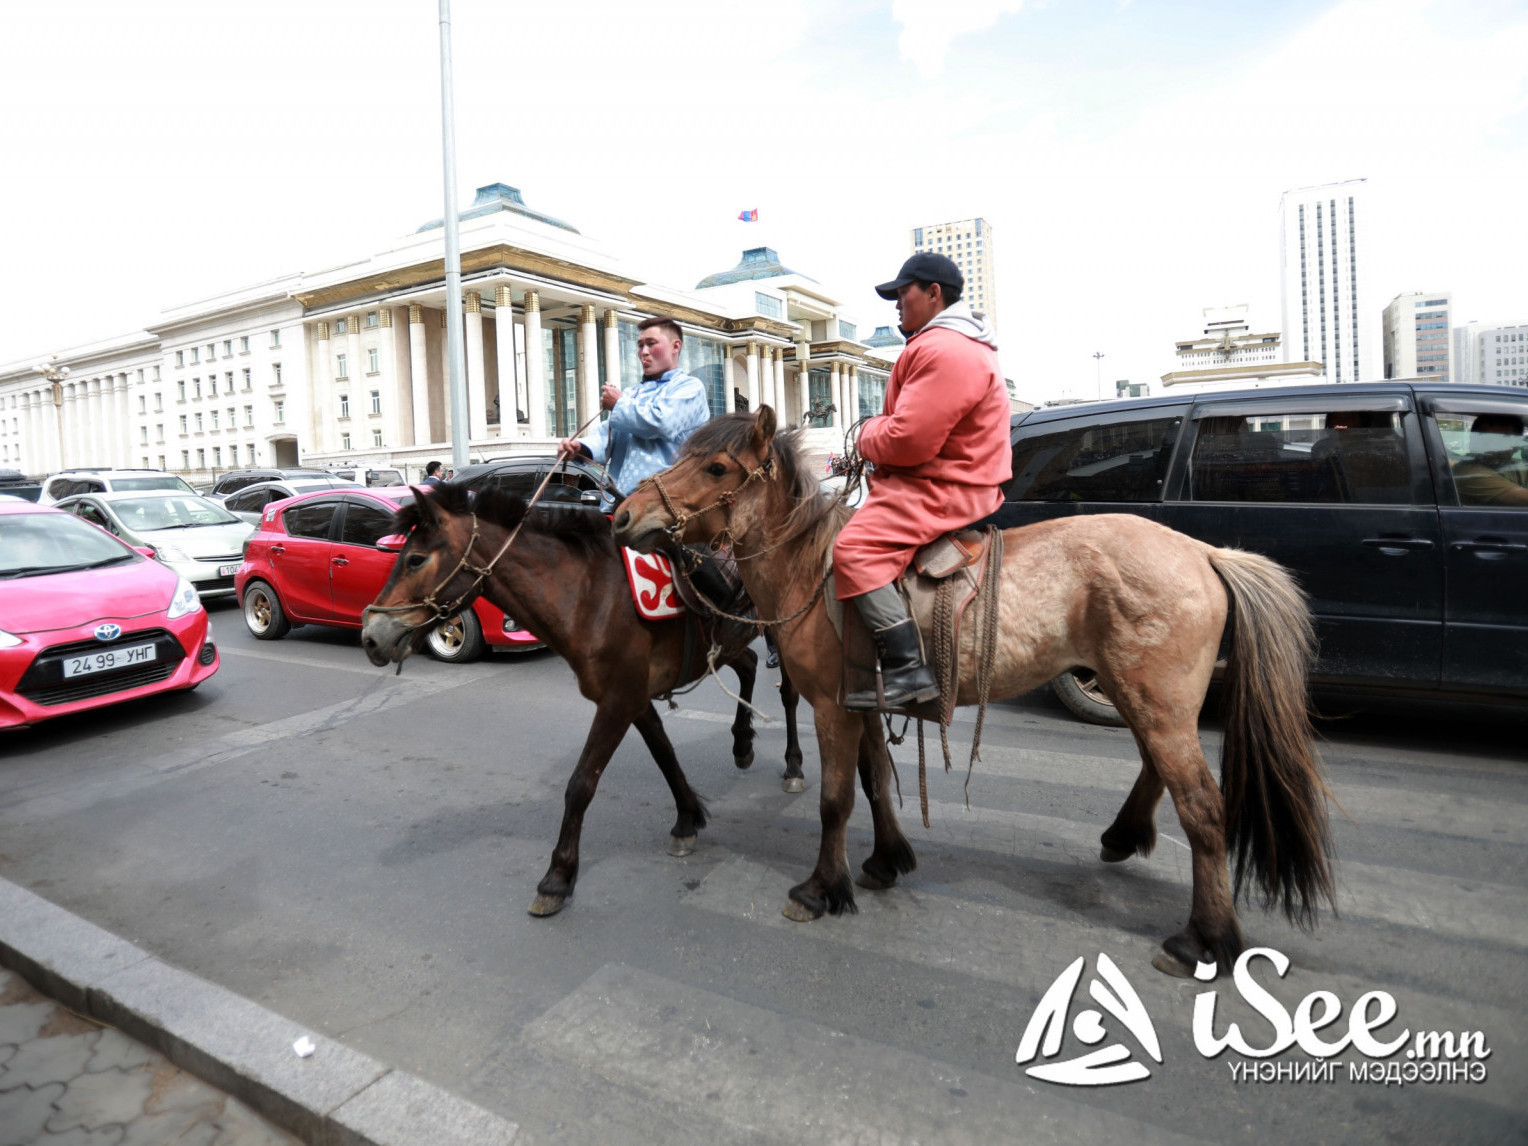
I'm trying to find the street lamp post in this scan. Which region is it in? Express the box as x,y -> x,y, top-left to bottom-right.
33,355 -> 70,474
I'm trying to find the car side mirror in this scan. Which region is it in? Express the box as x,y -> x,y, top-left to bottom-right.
375,533 -> 408,552
580,489 -> 601,505
132,546 -> 157,559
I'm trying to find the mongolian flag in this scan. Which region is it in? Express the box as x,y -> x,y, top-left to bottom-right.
738,208 -> 759,222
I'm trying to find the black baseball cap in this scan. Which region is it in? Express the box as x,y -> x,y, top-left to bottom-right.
875,252 -> 963,300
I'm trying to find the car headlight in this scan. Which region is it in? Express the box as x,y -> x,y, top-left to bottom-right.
0,630 -> 22,649
155,543 -> 191,563
167,576 -> 202,619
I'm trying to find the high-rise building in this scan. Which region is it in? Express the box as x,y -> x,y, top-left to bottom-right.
909,218 -> 996,333
1453,320 -> 1528,389
1279,179 -> 1372,383
1382,291 -> 1452,381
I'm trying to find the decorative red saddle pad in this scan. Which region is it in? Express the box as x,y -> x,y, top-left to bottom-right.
622,548 -> 685,620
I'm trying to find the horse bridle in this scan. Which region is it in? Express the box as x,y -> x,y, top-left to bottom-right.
640,447 -> 776,553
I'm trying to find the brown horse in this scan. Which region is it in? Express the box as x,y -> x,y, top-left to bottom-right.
610,408 -> 1337,976
357,482 -> 807,917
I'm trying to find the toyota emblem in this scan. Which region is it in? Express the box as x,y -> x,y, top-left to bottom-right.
94,623 -> 122,642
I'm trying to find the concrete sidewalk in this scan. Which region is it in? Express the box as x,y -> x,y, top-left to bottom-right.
0,879 -> 518,1146
1,965 -> 300,1144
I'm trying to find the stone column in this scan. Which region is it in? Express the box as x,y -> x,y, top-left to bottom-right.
577,305 -> 599,428
846,364 -> 859,423
408,306 -> 431,445
437,310 -> 453,444
828,362 -> 842,429
314,322 -> 334,452
772,347 -> 786,420
345,317 -> 362,451
744,342 -> 760,411
602,309 -> 620,389
523,291 -> 546,438
378,307 -> 402,450
17,392 -> 33,475
115,373 -> 131,466
797,363 -> 811,426
40,389 -> 61,474
465,291 -> 488,442
494,285 -> 516,434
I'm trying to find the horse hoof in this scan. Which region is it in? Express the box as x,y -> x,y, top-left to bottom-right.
855,870 -> 896,891
1151,948 -> 1197,979
734,751 -> 754,771
781,898 -> 821,923
528,894 -> 566,917
667,835 -> 697,857
1100,844 -> 1133,863
782,776 -> 805,794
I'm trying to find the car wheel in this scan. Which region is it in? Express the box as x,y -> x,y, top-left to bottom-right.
1051,668 -> 1127,727
427,610 -> 487,663
243,581 -> 291,640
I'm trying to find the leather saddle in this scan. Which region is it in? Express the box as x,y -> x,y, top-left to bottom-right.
830,529 -> 998,721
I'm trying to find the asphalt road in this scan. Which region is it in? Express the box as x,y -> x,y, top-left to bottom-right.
1,599 -> 1525,1145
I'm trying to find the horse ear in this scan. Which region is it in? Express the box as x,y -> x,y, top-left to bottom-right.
754,404 -> 777,450
409,486 -> 440,529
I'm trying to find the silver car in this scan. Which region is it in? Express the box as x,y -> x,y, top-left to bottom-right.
55,490 -> 255,599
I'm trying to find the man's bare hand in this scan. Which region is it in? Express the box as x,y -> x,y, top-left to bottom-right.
600,384 -> 623,411
558,437 -> 587,461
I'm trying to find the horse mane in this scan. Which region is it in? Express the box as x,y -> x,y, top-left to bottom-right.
391,481 -> 617,558
680,413 -> 850,571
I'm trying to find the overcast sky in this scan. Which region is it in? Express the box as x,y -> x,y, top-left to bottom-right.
2,0 -> 1525,402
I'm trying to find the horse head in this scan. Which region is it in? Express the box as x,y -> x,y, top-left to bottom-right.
360,483 -> 485,668
612,406 -> 779,554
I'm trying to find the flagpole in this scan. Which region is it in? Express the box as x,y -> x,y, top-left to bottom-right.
439,0 -> 469,471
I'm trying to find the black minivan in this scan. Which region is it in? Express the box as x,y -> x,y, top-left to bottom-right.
991,382 -> 1528,723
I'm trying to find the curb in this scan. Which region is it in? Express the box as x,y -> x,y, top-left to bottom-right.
0,877 -> 518,1146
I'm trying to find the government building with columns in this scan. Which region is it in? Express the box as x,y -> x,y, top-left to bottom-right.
0,183 -> 895,482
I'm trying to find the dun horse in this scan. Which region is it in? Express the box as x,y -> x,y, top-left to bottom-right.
611,408 -> 1337,976
358,482 -> 804,917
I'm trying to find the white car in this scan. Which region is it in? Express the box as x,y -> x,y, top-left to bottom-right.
39,468 -> 197,505
54,490 -> 255,599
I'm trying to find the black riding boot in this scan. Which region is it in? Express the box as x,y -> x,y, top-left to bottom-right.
844,584 -> 940,712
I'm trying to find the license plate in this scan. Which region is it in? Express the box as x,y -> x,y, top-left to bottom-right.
218,564 -> 239,577
63,643 -> 157,678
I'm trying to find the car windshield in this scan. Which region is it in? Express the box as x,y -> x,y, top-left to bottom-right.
113,496 -> 241,530
111,475 -> 197,493
0,513 -> 138,578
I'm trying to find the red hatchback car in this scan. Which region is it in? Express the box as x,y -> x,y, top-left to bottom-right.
234,487 -> 541,661
0,500 -> 219,730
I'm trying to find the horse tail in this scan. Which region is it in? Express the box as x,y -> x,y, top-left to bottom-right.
1206,546 -> 1336,929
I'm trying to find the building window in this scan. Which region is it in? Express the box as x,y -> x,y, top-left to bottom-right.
272,363 -> 282,385
181,450 -> 190,469
243,405 -> 253,427
213,446 -> 222,466
366,311 -> 379,328
206,344 -> 216,361
226,371 -> 234,390
339,394 -> 350,418
369,390 -> 381,415
240,335 -> 250,353
242,367 -> 252,389
372,429 -> 383,447
154,392 -> 163,412
229,444 -> 238,465
223,340 -> 233,357
210,410 -> 219,429
155,424 -> 164,443
336,318 -> 348,335
194,379 -> 202,399
754,292 -> 783,319
336,353 -> 348,379
175,350 -> 185,367
177,381 -> 186,401
208,376 -> 217,397
341,432 -> 352,450
195,413 -> 203,431
153,366 -> 161,382
270,329 -> 281,348
140,426 -> 149,445
179,415 -> 188,434
838,320 -> 858,342
138,395 -> 147,415
274,400 -> 285,423
367,347 -> 379,373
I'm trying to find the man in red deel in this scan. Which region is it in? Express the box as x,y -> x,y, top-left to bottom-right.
834,251 -> 1011,711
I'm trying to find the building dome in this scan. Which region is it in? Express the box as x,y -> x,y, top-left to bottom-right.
417,183 -> 579,234
864,325 -> 906,348
695,247 -> 815,289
